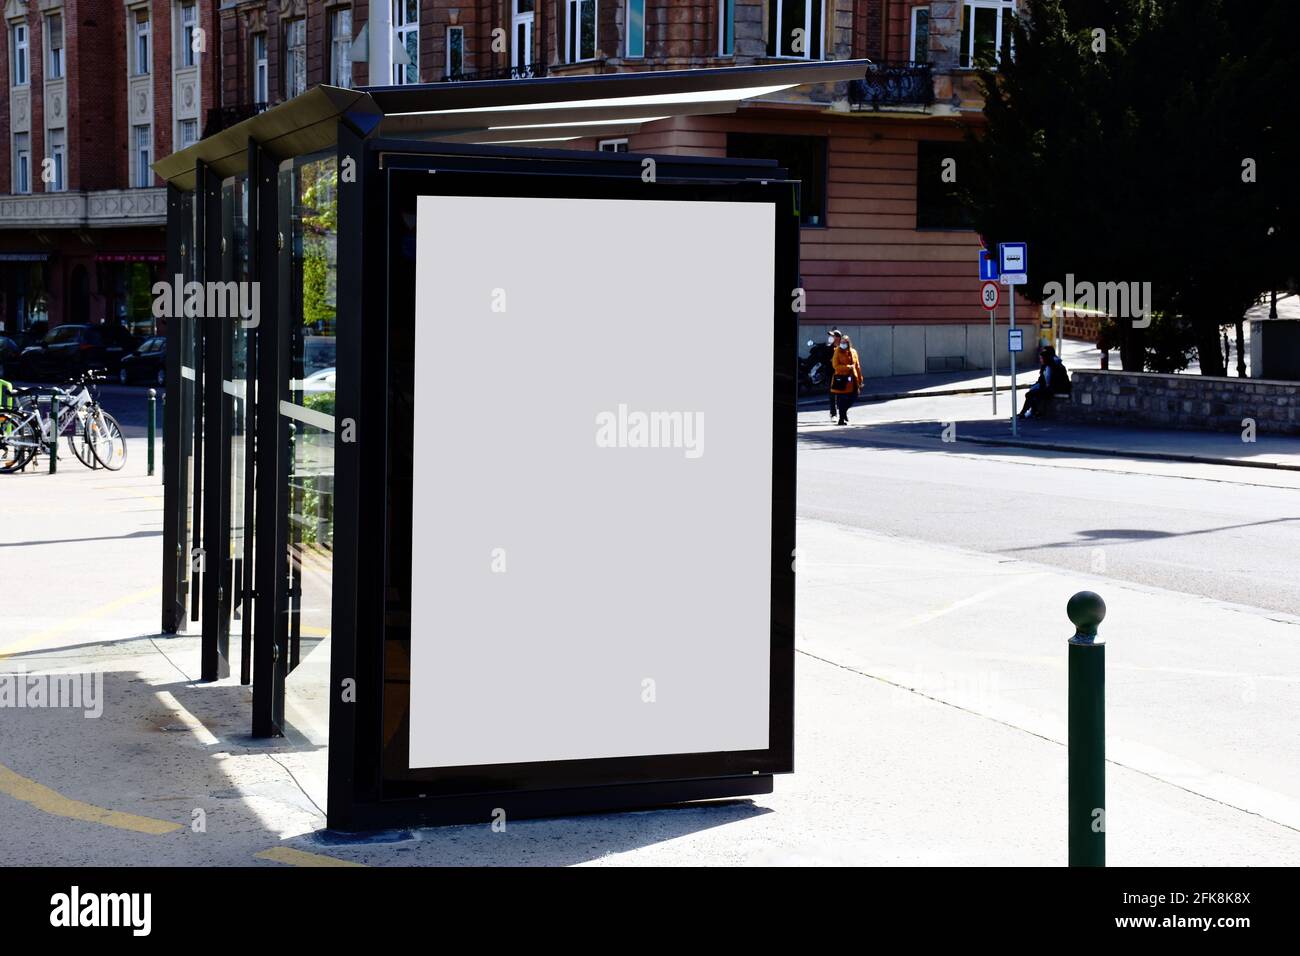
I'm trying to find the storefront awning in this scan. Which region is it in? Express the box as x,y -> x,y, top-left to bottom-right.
153,59 -> 871,191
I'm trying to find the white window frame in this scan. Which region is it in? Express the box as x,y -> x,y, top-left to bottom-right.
392,0 -> 419,85
178,117 -> 199,149
598,138 -> 628,152
330,7 -> 353,87
960,0 -> 1016,70
134,125 -> 152,188
252,32 -> 268,103
284,18 -> 307,97
625,0 -> 644,58
134,8 -> 151,75
14,133 -> 31,194
445,25 -> 464,77
47,129 -> 65,191
719,0 -> 734,56
565,0 -> 596,63
178,2 -> 197,68
12,23 -> 29,86
47,13 -> 64,78
770,0 -> 824,60
910,6 -> 930,64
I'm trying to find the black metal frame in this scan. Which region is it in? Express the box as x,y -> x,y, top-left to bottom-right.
251,142 -> 287,736
325,135 -> 800,830
161,185 -> 188,635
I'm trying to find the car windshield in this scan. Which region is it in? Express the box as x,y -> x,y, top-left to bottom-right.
46,326 -> 81,344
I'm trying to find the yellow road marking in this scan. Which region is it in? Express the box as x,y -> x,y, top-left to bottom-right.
255,846 -> 365,867
0,585 -> 160,661
0,762 -> 181,835
899,574 -> 1045,630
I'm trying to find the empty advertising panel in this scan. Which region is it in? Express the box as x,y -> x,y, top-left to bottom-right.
408,194 -> 776,769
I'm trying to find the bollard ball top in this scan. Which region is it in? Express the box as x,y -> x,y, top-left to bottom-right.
1067,591 -> 1106,639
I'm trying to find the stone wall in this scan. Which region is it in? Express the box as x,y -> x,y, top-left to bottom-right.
1058,370 -> 1300,435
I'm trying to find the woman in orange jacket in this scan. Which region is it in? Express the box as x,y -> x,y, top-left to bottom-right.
830,334 -> 863,425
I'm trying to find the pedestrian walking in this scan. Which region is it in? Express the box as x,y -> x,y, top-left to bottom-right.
825,329 -> 843,420
831,334 -> 863,425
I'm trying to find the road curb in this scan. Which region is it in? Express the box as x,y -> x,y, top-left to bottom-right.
797,383 -> 1024,408
954,435 -> 1300,472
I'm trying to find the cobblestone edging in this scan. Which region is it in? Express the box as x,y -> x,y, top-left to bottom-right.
1057,370 -> 1300,435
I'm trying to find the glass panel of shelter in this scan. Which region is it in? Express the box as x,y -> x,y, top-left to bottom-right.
173,191 -> 200,630
215,176 -> 254,681
279,152 -> 338,742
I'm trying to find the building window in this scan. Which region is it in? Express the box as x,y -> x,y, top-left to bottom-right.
959,0 -> 1015,69
330,8 -> 353,86
766,0 -> 824,60
14,133 -> 31,193
178,118 -> 199,149
12,23 -> 29,85
598,138 -> 628,152
727,132 -> 827,226
47,14 -> 64,78
625,0 -> 644,58
719,0 -> 734,55
47,129 -> 65,191
565,0 -> 596,63
446,25 -> 464,78
179,2 -> 197,68
134,125 -> 153,188
916,141 -> 974,228
911,7 -> 930,64
284,18 -> 306,97
393,0 -> 419,84
134,9 -> 151,75
251,33 -> 268,103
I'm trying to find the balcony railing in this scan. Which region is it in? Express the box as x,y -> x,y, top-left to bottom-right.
442,62 -> 548,82
848,62 -> 935,111
204,102 -> 269,137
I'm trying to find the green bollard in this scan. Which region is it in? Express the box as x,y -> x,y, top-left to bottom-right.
1067,590 -> 1106,867
147,388 -> 157,477
49,394 -> 58,474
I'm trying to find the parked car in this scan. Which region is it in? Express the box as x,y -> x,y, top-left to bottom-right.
119,335 -> 167,386
18,324 -> 139,381
0,336 -> 20,379
301,366 -> 336,394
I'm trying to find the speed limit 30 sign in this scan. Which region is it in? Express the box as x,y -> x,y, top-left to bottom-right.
980,280 -> 1001,311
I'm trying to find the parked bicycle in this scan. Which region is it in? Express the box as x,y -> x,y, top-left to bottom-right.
0,371 -> 127,473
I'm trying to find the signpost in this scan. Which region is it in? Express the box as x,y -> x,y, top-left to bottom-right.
981,279 -> 1000,415
999,243 -> 1028,436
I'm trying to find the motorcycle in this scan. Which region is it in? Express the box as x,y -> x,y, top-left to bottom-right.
799,339 -> 834,392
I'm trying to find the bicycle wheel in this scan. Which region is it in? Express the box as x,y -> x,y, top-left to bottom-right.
85,407 -> 128,471
0,409 -> 39,474
67,426 -> 101,470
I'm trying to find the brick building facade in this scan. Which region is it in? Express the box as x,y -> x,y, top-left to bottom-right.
204,0 -> 1034,376
3,1 -> 1036,373
0,0 -> 218,340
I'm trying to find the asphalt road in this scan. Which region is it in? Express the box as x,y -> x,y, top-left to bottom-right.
797,394 -> 1300,617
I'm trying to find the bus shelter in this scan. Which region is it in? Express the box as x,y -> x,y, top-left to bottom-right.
153,59 -> 865,829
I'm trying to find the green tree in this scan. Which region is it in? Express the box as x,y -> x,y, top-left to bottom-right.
964,0 -> 1299,375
